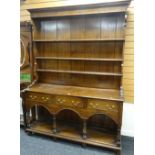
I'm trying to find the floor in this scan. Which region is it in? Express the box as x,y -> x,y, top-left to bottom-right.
20,128 -> 134,155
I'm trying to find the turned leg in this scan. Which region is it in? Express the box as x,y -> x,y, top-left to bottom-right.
35,105 -> 38,121
27,131 -> 34,136
116,150 -> 121,155
26,109 -> 32,128
82,119 -> 87,139
52,114 -> 57,134
26,111 -> 30,127
116,127 -> 121,155
116,128 -> 121,146
22,101 -> 27,128
82,143 -> 87,147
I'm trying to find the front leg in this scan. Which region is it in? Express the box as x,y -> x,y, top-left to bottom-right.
82,119 -> 87,139
26,110 -> 32,128
116,150 -> 121,155
52,114 -> 57,134
116,128 -> 121,146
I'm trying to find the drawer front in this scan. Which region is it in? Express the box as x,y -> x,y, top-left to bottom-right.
26,92 -> 51,103
87,99 -> 119,113
55,95 -> 84,108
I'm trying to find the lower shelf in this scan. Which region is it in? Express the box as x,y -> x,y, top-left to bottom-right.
26,122 -> 120,150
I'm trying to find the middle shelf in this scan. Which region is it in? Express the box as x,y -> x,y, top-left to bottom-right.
33,38 -> 125,42
37,69 -> 122,76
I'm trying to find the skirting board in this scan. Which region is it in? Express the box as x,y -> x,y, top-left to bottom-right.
121,103 -> 134,137
20,98 -> 134,137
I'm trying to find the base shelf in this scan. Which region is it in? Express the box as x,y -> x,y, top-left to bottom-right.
26,122 -> 120,150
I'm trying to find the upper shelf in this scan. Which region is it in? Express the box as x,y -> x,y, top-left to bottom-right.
36,57 -> 123,62
33,38 -> 125,42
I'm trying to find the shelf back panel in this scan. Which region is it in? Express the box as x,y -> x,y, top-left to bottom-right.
33,13 -> 125,40
35,42 -> 123,59
33,13 -> 125,89
38,72 -> 121,89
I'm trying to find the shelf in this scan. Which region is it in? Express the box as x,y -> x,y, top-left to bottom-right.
26,122 -> 119,150
33,38 -> 125,42
28,83 -> 124,101
37,69 -> 122,76
36,57 -> 123,62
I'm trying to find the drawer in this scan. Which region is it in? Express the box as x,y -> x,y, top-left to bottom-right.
26,92 -> 51,103
87,99 -> 119,113
55,95 -> 84,108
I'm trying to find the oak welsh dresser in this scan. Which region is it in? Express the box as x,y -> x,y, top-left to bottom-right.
22,1 -> 130,154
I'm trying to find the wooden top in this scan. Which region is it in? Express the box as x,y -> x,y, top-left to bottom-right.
28,0 -> 130,18
27,83 -> 124,101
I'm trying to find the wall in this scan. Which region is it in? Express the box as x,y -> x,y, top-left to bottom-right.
122,103 -> 134,136
123,1 -> 134,103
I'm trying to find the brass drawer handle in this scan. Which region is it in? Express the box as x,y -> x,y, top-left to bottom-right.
41,96 -> 49,101
112,105 -> 115,108
29,95 -> 37,99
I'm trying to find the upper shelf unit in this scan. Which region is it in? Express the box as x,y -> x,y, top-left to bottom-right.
29,0 -> 129,89
31,13 -> 126,41
29,1 -> 130,41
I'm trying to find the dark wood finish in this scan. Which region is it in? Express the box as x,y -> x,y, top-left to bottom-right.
23,1 -> 130,155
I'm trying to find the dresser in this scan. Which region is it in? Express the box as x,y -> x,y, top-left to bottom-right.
22,1 -> 130,154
